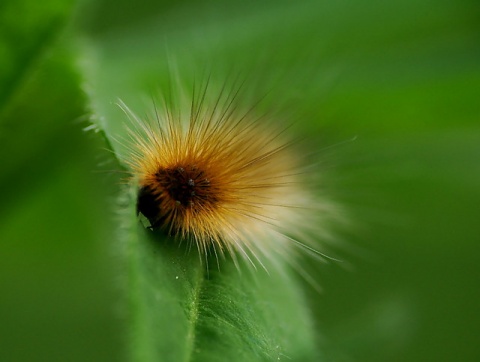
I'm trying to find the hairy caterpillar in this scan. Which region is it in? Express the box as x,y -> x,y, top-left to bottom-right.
118,75 -> 338,273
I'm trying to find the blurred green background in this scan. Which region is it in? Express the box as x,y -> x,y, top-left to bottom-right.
1,0 -> 479,361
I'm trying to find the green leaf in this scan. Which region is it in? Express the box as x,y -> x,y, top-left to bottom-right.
0,0 -> 78,202
120,188 -> 318,362
0,0 -> 75,108
0,1 -> 124,361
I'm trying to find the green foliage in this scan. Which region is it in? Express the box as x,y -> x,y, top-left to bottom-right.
0,2 -> 121,361
1,0 -> 480,361
120,186 -> 318,361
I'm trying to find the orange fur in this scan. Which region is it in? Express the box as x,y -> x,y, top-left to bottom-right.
119,81 -> 335,270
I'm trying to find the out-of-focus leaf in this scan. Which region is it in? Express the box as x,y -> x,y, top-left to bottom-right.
0,0 -> 74,108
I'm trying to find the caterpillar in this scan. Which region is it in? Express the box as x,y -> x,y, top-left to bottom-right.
117,75 -> 338,273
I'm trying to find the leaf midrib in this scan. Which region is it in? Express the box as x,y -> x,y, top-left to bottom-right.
183,265 -> 206,362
